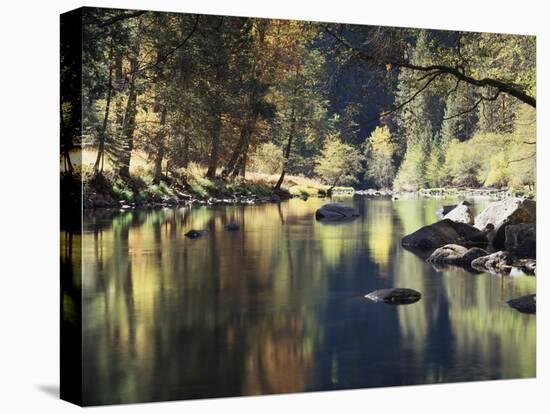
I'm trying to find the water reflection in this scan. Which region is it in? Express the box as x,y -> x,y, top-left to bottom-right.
77,196 -> 535,405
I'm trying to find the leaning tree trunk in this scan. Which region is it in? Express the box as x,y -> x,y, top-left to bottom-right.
223,105 -> 260,179
222,121 -> 248,178
274,106 -> 297,191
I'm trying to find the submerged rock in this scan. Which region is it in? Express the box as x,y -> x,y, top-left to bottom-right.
443,201 -> 474,224
507,294 -> 536,314
364,288 -> 422,304
401,219 -> 487,250
315,203 -> 359,221
225,222 -> 240,231
471,251 -> 513,274
505,223 -> 536,258
185,229 -> 209,239
474,198 -> 536,248
427,244 -> 488,265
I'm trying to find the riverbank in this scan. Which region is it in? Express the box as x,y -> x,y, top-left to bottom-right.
62,168 -> 534,210
71,169 -> 356,210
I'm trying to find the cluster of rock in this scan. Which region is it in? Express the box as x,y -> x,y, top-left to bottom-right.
402,197 -> 536,313
83,190 -> 295,210
83,192 -> 120,209
420,187 -> 508,198
355,189 -> 395,197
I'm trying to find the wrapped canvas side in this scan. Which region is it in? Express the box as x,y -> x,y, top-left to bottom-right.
60,7 -> 83,407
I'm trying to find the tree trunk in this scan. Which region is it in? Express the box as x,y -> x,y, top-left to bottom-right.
183,133 -> 189,167
118,76 -> 137,178
205,19 -> 225,179
60,108 -> 73,173
222,121 -> 248,178
274,106 -> 296,191
222,106 -> 260,179
118,32 -> 141,178
114,51 -> 124,125
153,108 -> 167,185
93,44 -> 114,174
240,149 -> 247,178
206,110 -> 222,178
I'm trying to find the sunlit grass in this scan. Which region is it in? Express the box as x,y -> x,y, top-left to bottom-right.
76,147 -> 330,199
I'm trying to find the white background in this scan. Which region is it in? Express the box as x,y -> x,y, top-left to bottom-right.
0,0 -> 547,412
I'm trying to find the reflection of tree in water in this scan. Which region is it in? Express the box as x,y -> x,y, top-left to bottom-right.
392,197 -> 535,383
81,201 -> 328,404
243,313 -> 314,395
79,197 -> 535,404
365,199 -> 394,274
311,196 -> 534,391
61,229 -> 83,401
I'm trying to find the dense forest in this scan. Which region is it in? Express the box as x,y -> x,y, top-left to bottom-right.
61,8 -> 536,205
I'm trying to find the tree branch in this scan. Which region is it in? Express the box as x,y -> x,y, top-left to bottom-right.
443,91 -> 500,121
134,15 -> 200,75
322,26 -> 536,108
98,10 -> 147,27
363,72 -> 444,125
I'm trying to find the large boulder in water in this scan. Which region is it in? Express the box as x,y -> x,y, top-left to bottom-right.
427,244 -> 488,265
505,223 -> 536,258
470,251 -> 513,274
401,219 -> 487,250
443,201 -> 474,224
474,198 -> 536,248
365,288 -> 421,304
507,294 -> 536,314
315,203 -> 359,221
185,229 -> 208,239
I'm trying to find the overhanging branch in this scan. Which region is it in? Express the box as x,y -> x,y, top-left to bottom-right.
443,91 -> 501,121
323,26 -> 536,108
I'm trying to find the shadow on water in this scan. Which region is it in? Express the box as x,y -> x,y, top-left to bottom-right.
73,195 -> 535,405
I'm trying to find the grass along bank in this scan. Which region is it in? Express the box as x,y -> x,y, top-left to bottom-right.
73,153 -> 353,209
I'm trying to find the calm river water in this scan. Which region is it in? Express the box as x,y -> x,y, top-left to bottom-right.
69,195 -> 535,405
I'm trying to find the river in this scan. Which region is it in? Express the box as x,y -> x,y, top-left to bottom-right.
65,195 -> 535,405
